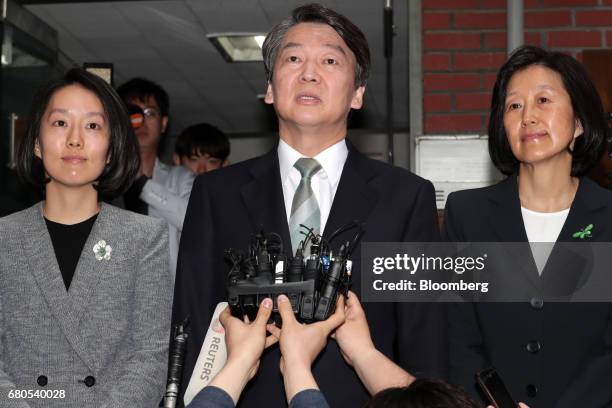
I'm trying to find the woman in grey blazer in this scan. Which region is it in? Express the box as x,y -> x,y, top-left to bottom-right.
0,69 -> 172,407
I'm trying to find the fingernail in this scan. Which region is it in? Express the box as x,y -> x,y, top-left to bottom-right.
278,294 -> 288,303
262,298 -> 272,309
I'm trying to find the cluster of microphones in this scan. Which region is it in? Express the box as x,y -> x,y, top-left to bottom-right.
162,223 -> 363,407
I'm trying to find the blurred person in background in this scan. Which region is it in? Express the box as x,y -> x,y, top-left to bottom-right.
173,123 -> 230,175
117,78 -> 194,281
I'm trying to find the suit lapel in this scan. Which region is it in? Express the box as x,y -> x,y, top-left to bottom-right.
540,178 -> 608,288
540,242 -> 589,298
486,175 -> 528,242
67,203 -> 109,327
487,176 -> 541,288
22,203 -> 97,371
241,150 -> 292,255
323,144 -> 379,244
493,177 -> 608,289
556,177 -> 607,242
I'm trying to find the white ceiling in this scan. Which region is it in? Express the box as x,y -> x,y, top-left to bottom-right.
25,0 -> 410,135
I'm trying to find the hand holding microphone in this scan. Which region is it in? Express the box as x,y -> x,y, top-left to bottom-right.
207,299 -> 278,405
267,294 -> 345,403
333,291 -> 414,395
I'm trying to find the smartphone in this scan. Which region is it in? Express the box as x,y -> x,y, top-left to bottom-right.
476,367 -> 518,408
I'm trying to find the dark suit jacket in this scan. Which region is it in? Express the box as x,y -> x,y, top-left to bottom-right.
443,175 -> 612,408
173,142 -> 446,407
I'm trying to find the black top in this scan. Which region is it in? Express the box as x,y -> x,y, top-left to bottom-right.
45,213 -> 98,290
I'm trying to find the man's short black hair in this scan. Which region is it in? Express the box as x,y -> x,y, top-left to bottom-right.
175,123 -> 230,160
17,68 -> 140,200
489,45 -> 607,176
116,77 -> 169,117
262,3 -> 370,88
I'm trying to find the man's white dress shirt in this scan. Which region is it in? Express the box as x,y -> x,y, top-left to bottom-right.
278,139 -> 348,234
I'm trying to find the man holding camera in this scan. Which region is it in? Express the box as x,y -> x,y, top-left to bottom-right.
172,4 -> 445,407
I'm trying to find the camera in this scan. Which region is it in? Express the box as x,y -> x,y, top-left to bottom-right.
226,223 -> 362,324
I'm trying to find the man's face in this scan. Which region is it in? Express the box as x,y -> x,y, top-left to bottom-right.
174,151 -> 226,175
127,95 -> 168,152
264,22 -> 365,131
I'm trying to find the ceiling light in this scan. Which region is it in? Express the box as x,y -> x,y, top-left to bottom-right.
208,33 -> 266,62
254,35 -> 265,48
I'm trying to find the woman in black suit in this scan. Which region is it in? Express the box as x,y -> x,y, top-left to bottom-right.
443,46 -> 612,408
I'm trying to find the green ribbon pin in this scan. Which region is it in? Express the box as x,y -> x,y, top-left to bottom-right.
572,224 -> 593,239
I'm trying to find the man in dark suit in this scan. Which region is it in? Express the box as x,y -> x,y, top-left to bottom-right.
172,4 -> 445,407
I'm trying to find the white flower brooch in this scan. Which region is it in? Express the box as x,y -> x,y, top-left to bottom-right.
93,240 -> 112,261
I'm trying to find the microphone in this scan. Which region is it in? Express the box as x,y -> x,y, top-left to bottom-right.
163,320 -> 189,408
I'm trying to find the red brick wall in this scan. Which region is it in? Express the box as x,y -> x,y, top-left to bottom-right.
422,0 -> 612,134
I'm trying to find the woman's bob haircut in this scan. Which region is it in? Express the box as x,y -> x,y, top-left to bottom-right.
488,45 -> 607,176
17,68 -> 139,200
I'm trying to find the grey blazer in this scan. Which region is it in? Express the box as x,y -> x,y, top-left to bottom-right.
0,202 -> 172,408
